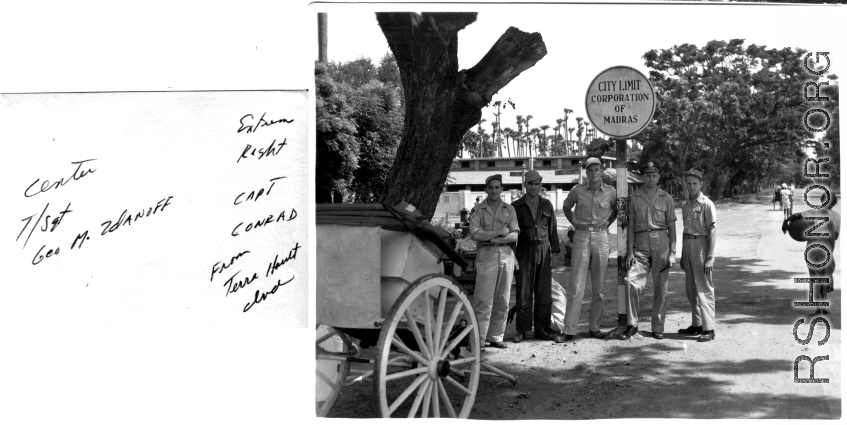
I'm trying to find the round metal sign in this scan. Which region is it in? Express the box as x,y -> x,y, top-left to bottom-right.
585,65 -> 656,139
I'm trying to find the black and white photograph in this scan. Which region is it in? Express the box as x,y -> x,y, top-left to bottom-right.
315,2 -> 843,419
1,1 -> 845,424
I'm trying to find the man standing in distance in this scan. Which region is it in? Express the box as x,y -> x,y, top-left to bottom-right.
468,174 -> 519,349
510,170 -> 562,342
559,157 -> 617,343
621,161 -> 677,340
780,183 -> 793,221
678,169 -> 718,342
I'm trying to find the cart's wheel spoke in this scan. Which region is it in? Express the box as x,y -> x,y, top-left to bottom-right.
433,287 -> 448,353
385,366 -> 428,382
444,375 -> 472,396
431,376 -> 440,418
421,376 -> 433,418
439,300 -> 464,355
374,274 -> 480,418
408,379 -> 431,418
441,324 -> 474,358
315,328 -> 336,346
437,379 -> 458,418
316,325 -> 351,417
423,290 -> 434,355
403,309 -> 432,360
387,373 -> 429,415
449,356 -> 477,368
390,336 -> 427,366
316,369 -> 341,390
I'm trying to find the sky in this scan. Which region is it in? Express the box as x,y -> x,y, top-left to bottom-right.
320,2 -> 844,143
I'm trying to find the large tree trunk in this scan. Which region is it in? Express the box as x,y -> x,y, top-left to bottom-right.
376,12 -> 546,218
711,168 -> 736,200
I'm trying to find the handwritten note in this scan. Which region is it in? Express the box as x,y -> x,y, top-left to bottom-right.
2,91 -> 308,418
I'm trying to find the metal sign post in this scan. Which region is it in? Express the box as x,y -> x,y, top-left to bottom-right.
584,65 -> 656,333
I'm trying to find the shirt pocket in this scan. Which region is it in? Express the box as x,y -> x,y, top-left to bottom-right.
575,201 -> 591,222
596,199 -> 611,221
498,210 -> 513,229
652,203 -> 667,227
539,211 -> 551,234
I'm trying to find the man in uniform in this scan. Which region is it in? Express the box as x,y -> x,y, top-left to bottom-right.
621,161 -> 677,340
469,174 -> 519,349
559,157 -> 617,343
678,169 -> 718,342
510,170 -> 562,342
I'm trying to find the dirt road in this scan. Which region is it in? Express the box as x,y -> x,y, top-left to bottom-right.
328,193 -> 841,419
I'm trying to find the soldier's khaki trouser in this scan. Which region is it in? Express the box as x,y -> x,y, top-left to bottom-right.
473,245 -> 515,345
682,237 -> 716,331
625,230 -> 670,332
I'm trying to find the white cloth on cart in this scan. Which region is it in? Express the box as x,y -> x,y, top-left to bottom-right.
550,278 -> 567,334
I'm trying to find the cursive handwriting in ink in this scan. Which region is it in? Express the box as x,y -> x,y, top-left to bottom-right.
211,250 -> 251,282
243,275 -> 294,312
233,177 -> 286,205
237,139 -> 286,163
223,270 -> 260,296
70,229 -> 90,250
24,159 -> 97,198
231,208 -> 297,237
266,242 -> 301,278
32,244 -> 61,265
17,202 -> 73,248
237,112 -> 294,134
101,196 -> 173,236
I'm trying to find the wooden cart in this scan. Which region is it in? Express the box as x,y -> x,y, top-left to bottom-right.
316,203 -> 517,418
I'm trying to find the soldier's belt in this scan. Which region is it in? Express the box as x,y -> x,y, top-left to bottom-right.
575,225 -> 608,232
524,238 -> 549,246
683,233 -> 707,240
479,242 -> 512,247
635,228 -> 667,234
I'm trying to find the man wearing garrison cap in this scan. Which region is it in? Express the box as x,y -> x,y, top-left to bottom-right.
620,160 -> 677,340
468,174 -> 519,349
678,168 -> 718,341
510,170 -> 562,342
559,157 -> 617,343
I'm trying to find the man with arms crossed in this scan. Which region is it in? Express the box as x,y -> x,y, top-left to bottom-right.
559,157 -> 617,343
468,174 -> 519,349
510,170 -> 562,342
678,169 -> 717,342
621,161 -> 677,340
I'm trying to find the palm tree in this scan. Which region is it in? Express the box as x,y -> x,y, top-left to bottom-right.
515,115 -> 524,156
575,117 -> 585,156
492,100 -> 503,157
540,124 -> 550,156
503,127 -> 513,157
563,108 -> 573,152
554,118 -> 564,154
567,127 -> 575,155
491,120 -> 500,157
476,118 -> 488,158
525,115 -> 534,157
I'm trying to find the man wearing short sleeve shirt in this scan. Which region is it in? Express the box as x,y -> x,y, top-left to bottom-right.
678,169 -> 718,342
559,157 -> 617,343
620,161 -> 677,340
468,174 -> 519,349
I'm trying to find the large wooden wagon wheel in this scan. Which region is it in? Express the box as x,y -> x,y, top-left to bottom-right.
373,274 -> 481,418
315,325 -> 353,417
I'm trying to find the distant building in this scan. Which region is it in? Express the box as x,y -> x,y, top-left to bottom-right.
435,155 -> 644,217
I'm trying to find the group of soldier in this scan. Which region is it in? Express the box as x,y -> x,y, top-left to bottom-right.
467,158 -> 718,350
